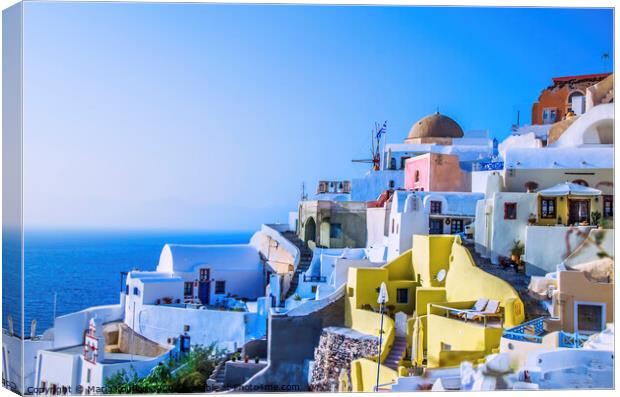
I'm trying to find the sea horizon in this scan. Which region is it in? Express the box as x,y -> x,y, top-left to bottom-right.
4,229 -> 257,335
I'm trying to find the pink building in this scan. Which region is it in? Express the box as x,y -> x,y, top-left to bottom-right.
404,153 -> 471,192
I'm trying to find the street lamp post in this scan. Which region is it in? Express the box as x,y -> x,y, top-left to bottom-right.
375,282 -> 389,392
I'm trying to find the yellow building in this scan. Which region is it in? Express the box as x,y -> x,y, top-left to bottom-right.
346,235 -> 525,391
534,181 -> 610,227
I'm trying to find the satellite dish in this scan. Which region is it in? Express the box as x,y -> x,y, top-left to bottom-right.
436,269 -> 447,283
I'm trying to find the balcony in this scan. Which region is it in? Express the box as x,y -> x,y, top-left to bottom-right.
503,317 -> 590,348
302,275 -> 327,283
428,302 -> 504,328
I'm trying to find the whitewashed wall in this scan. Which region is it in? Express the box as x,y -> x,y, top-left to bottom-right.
134,305 -> 253,352
53,305 -> 123,349
487,193 -> 537,264
524,225 -> 595,276
34,350 -> 81,394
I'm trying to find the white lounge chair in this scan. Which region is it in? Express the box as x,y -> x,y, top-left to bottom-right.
462,299 -> 501,323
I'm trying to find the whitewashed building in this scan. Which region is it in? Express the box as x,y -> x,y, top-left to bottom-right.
367,190 -> 483,261
347,113 -> 494,202
473,98 -> 613,274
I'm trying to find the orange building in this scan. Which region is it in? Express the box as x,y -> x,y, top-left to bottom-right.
531,73 -> 611,125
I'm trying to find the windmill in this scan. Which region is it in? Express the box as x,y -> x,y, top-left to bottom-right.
351,121 -> 387,171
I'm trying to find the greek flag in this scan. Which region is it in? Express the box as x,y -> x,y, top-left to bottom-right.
376,121 -> 387,139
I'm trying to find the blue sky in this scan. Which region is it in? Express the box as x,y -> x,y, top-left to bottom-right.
21,3 -> 613,230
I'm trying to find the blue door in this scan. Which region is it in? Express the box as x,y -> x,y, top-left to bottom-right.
198,268 -> 210,305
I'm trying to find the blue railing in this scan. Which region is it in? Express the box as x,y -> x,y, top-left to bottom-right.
503,317 -> 546,343
558,331 -> 589,348
303,275 -> 327,282
476,161 -> 504,171
504,317 -> 591,348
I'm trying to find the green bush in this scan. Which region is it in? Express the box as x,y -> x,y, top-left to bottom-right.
103,344 -> 226,394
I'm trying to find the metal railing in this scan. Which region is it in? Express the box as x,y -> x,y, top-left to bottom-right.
559,331 -> 590,348
473,161 -> 504,171
303,275 -> 327,282
429,303 -> 504,328
503,317 -> 546,343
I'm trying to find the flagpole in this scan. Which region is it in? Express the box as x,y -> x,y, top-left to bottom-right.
381,121 -> 387,171
375,282 -> 389,392
375,301 -> 385,392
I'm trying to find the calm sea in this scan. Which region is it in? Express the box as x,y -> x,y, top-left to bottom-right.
3,230 -> 254,336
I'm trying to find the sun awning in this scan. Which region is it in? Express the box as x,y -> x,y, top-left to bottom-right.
537,182 -> 602,197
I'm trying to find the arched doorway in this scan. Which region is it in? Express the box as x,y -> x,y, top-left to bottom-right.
304,217 -> 316,244
568,91 -> 585,115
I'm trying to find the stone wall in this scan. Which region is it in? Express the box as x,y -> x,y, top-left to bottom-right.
242,293 -> 345,390
309,327 -> 378,391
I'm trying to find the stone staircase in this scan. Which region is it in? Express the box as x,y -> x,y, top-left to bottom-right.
206,354 -> 230,392
384,336 -> 407,371
281,231 -> 313,300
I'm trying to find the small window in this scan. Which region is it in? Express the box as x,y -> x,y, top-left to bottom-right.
330,223 -> 343,238
348,287 -> 354,297
450,219 -> 464,234
542,107 -> 558,124
199,268 -> 210,281
504,203 -> 517,220
125,284 -> 129,295
389,180 -> 395,189
430,201 -> 442,214
572,179 -> 589,187
389,158 -> 396,170
396,288 -> 409,304
414,170 -> 420,182
215,281 -> 226,294
603,195 -> 613,217
86,369 -> 91,384
184,282 -> 193,297
576,303 -> 604,334
133,287 -> 140,296
391,219 -> 395,234
400,156 -> 410,169
311,285 -> 318,294
540,197 -> 557,218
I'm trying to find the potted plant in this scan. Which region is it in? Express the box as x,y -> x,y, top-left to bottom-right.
293,294 -> 302,301
231,354 -> 237,362
244,355 -> 249,363
510,240 -> 524,265
156,298 -> 161,305
527,213 -> 537,225
254,356 -> 260,364
163,296 -> 173,304
591,211 -> 602,227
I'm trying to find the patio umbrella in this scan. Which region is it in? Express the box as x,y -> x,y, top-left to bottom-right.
537,182 -> 602,197
412,316 -> 424,368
